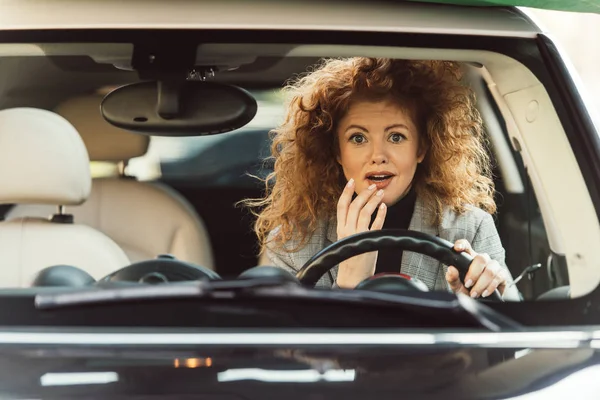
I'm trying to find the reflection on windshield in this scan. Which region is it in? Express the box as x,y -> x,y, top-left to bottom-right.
218,368 -> 356,383
503,364 -> 600,400
41,371 -> 119,387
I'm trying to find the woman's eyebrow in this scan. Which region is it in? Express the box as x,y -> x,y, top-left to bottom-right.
344,124 -> 368,133
385,123 -> 411,131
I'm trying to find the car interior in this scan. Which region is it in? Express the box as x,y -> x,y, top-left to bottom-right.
7,93 -> 215,270
0,41 -> 597,302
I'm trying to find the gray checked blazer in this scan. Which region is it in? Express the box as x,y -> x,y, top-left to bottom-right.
265,193 -> 521,301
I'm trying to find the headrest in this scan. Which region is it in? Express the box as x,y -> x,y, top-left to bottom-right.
0,108 -> 92,206
55,94 -> 149,162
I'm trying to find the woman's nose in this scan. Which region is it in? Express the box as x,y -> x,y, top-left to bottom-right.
370,144 -> 388,164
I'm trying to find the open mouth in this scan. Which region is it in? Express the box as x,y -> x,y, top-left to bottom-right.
367,174 -> 393,181
365,172 -> 395,189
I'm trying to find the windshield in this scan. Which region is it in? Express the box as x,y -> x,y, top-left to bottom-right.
1,1 -> 600,397
0,29 -> 597,330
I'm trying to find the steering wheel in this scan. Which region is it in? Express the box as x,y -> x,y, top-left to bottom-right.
32,255 -> 220,288
99,254 -> 220,283
296,229 -> 503,301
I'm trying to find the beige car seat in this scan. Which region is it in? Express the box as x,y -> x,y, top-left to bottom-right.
0,108 -> 131,287
7,94 -> 215,270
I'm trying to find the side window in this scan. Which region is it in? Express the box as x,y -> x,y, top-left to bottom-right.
479,80 -> 569,300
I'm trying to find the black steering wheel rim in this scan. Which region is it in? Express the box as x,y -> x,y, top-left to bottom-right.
296,229 -> 501,301
99,257 -> 221,284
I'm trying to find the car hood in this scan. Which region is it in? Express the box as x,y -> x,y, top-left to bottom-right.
2,327 -> 600,399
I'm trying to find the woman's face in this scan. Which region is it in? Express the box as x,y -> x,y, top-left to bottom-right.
336,100 -> 425,205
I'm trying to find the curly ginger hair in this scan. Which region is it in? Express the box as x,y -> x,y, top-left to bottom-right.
245,57 -> 496,252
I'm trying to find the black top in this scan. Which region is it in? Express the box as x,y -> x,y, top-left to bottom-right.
373,188 -> 417,275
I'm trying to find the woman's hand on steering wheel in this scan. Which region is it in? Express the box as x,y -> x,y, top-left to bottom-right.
446,239 -> 508,299
335,179 -> 387,288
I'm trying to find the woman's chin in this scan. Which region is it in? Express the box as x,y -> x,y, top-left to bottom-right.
382,196 -> 398,207
382,190 -> 408,206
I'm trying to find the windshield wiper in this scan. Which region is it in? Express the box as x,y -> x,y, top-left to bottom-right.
34,278 -> 523,332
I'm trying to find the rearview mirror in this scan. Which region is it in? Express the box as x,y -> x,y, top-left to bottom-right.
101,81 -> 257,136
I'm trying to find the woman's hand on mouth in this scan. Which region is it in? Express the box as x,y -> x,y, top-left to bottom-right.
335,178 -> 387,289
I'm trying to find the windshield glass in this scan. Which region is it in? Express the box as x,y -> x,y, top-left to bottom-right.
0,36 -> 597,327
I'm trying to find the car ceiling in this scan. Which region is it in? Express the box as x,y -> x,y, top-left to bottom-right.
0,53 -> 321,111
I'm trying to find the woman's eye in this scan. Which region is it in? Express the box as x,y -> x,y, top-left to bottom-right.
350,134 -> 366,144
389,133 -> 406,143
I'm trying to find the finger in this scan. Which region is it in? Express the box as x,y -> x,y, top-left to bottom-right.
346,183 -> 378,231
481,265 -> 508,298
454,239 -> 476,257
356,189 -> 385,231
463,253 -> 490,292
369,202 -> 387,231
446,266 -> 469,295
468,255 -> 497,298
336,178 -> 356,231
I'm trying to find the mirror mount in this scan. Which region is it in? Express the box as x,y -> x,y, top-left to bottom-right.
101,45 -> 257,137
131,42 -> 196,80
102,43 -> 257,137
156,79 -> 182,119
154,67 -> 218,119
131,43 -> 200,120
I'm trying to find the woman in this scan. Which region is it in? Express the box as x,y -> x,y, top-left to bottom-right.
246,57 -> 520,301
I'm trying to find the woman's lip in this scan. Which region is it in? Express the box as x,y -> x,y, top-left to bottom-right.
365,172 -> 394,179
366,177 -> 393,190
